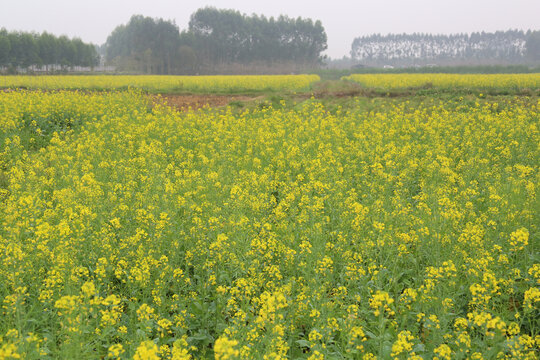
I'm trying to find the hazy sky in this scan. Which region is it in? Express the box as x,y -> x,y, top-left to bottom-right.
1,0 -> 539,58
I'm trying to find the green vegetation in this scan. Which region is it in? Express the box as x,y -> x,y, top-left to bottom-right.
0,29 -> 99,73
315,65 -> 540,81
105,9 -> 327,74
350,30 -> 540,67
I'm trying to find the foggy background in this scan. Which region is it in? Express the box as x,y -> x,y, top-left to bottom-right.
1,0 -> 539,59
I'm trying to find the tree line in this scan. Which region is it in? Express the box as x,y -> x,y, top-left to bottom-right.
105,8 -> 328,74
0,29 -> 99,72
350,30 -> 540,66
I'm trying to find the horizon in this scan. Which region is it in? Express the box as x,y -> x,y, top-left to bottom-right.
2,24 -> 537,61
1,0 -> 539,59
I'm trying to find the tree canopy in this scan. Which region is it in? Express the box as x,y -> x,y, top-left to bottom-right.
525,31 -> 540,62
105,15 -> 180,74
105,9 -> 327,74
187,8 -> 327,67
350,30 -> 538,66
0,29 -> 98,72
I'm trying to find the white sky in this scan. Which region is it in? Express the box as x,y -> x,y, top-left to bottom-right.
1,0 -> 539,58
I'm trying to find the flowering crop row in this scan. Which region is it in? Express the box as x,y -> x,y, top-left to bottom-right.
0,91 -> 538,359
342,73 -> 540,89
0,74 -> 320,92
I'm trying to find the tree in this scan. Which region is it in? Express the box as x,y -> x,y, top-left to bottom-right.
525,31 -> 540,63
176,45 -> 198,74
12,32 -> 38,69
0,29 -> 11,68
104,9 -> 328,74
350,30 -> 530,66
187,7 -> 327,68
105,15 -> 180,74
38,32 -> 57,71
0,29 -> 97,73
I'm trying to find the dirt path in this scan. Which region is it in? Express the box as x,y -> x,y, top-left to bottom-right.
154,94 -> 257,111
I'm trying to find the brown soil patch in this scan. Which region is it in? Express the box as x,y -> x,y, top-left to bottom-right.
154,94 -> 256,111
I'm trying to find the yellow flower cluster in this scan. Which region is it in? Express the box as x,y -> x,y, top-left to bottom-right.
0,74 -> 320,92
391,330 -> 417,358
343,73 -> 540,89
0,88 -> 538,358
133,341 -> 160,360
369,290 -> 395,317
214,336 -> 240,360
509,228 -> 529,252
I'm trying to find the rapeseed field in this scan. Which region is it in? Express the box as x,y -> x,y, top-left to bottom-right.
0,84 -> 538,359
0,75 -> 320,93
343,73 -> 540,90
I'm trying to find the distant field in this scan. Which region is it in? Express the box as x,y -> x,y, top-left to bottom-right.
3,74 -> 539,95
0,74 -> 321,93
342,73 -> 540,90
